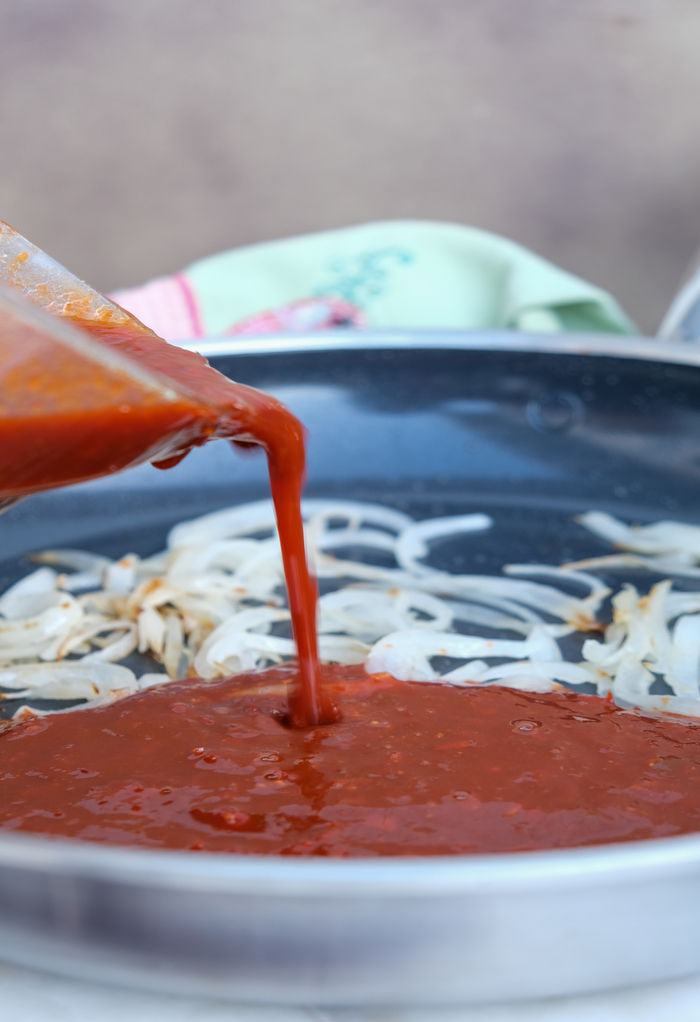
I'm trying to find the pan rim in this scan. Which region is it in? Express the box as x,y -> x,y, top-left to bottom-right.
0,828 -> 700,894
176,327 -> 700,369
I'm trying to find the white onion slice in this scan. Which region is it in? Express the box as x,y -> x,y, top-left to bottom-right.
0,567 -> 58,619
168,498 -> 412,550
578,511 -> 700,558
79,623 -> 138,665
630,695 -> 700,718
137,672 -> 171,690
365,627 -> 560,683
167,539 -> 261,582
6,662 -> 137,719
168,498 -> 278,548
668,615 -> 700,698
304,501 -> 413,536
56,617 -> 135,661
318,635 -> 370,664
395,514 -> 493,575
504,563 -> 608,596
29,550 -> 112,573
313,528 -> 399,554
103,555 -> 139,594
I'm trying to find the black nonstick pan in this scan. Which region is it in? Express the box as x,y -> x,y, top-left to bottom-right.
1,330 -> 700,1006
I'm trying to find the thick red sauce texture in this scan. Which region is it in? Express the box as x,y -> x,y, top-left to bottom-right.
2,667 -> 700,856
0,312 -> 330,726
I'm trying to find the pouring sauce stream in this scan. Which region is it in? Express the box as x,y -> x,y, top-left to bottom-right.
0,310 -> 334,726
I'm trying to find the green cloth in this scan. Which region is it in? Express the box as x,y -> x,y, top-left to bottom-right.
111,220 -> 637,339
186,220 -> 636,335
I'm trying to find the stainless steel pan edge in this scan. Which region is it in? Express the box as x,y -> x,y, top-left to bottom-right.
1,827 -> 700,894
176,327 -> 700,365
2,330 -> 700,1005
0,831 -> 700,1004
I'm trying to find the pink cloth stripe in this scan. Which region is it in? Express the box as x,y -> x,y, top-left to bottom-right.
108,275 -> 201,341
173,273 -> 204,338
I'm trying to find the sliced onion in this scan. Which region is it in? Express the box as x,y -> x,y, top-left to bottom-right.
668,615 -> 700,698
0,567 -> 58,619
365,627 -> 560,683
504,563 -> 608,596
56,617 -> 135,660
29,550 -> 112,573
318,635 -> 370,664
5,662 -> 137,718
630,695 -> 700,719
8,498 -> 700,720
395,514 -> 493,575
576,511 -> 700,568
103,555 -> 140,594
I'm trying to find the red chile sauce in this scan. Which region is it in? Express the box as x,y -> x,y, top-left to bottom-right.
66,320 -> 337,728
0,311 -> 333,727
2,666 -> 700,856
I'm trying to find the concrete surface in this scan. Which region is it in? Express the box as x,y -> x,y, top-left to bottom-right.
1,0 -> 700,332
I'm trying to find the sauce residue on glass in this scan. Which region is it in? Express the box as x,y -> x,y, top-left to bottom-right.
2,667 -> 699,856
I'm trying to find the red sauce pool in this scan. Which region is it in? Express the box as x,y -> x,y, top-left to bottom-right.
2,667 -> 700,856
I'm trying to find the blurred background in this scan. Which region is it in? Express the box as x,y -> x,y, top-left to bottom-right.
1,0 -> 700,334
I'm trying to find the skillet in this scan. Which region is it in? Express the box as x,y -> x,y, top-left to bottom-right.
1,330 -> 700,1006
